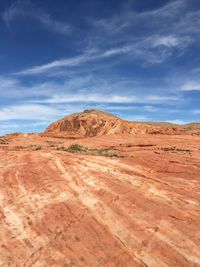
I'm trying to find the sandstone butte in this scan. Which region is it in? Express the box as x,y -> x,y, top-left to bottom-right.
0,109 -> 200,267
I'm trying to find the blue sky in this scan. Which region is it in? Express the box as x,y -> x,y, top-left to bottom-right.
0,0 -> 200,134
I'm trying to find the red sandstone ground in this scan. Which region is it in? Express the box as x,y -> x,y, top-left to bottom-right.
0,110 -> 200,266
0,133 -> 200,267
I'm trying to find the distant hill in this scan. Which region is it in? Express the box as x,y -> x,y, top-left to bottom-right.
142,121 -> 200,130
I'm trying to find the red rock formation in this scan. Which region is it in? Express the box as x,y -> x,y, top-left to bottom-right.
0,137 -> 6,144
45,109 -> 184,137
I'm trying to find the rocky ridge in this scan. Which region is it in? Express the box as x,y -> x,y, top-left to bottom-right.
45,109 -> 184,137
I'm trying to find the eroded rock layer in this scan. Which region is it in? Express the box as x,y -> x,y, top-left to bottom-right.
0,133 -> 200,266
45,109 -> 184,137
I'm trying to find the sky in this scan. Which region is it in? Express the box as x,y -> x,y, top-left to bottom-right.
0,0 -> 200,135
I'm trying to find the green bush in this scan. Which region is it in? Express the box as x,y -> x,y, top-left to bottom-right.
67,144 -> 87,152
55,143 -> 123,157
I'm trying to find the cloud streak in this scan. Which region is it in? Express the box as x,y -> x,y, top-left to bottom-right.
8,0 -> 196,78
16,33 -> 192,76
0,73 -> 182,106
29,92 -> 180,105
0,104 -> 63,121
181,81 -> 200,91
2,0 -> 72,35
16,45 -> 135,75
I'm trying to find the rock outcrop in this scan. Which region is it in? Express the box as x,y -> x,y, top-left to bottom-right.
45,109 -> 183,137
0,137 -> 6,144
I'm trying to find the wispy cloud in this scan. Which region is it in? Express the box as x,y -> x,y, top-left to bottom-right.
16,54 -> 90,75
130,35 -> 192,64
122,114 -> 150,122
87,0 -> 195,62
30,94 -> 139,104
193,110 -> 200,114
97,104 -> 157,112
16,33 -> 191,76
29,93 -> 180,105
165,119 -> 189,125
0,73 -> 181,106
0,121 -> 49,134
90,0 -> 196,37
11,1 -> 195,77
150,35 -> 192,49
16,45 -> 134,75
2,0 -> 72,35
91,1 -> 185,35
0,104 -> 62,121
181,81 -> 200,91
13,1 -> 196,77
0,76 -> 62,99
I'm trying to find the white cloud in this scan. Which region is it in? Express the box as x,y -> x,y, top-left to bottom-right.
0,70 -> 182,113
16,45 -> 135,75
30,94 -> 138,104
90,1 -> 182,36
88,0 -> 196,64
146,95 -> 179,102
143,105 -> 157,112
92,0 -> 194,37
102,46 -> 132,57
0,104 -> 62,121
0,121 -> 53,135
16,54 -> 90,75
193,110 -> 200,114
0,76 -> 60,99
166,119 -> 189,125
3,0 -> 198,75
150,35 -> 192,49
2,0 -> 72,35
98,104 -> 158,113
123,114 -> 150,122
16,34 -> 190,76
181,81 -> 200,91
151,35 -> 179,48
29,92 -> 180,105
132,35 -> 192,64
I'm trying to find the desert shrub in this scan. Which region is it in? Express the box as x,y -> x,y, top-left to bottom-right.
56,144 -> 122,157
50,144 -> 55,147
67,144 -> 87,152
96,149 -> 120,157
33,146 -> 42,151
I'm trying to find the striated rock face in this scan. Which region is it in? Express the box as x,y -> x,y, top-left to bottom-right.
0,137 -> 6,144
45,109 -> 184,137
0,133 -> 200,266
